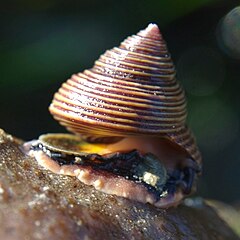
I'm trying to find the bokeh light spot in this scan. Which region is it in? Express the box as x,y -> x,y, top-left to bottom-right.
217,6 -> 240,59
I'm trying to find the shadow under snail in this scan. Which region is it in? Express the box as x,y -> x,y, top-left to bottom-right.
23,23 -> 202,208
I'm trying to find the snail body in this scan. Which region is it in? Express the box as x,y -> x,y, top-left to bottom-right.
26,24 -> 202,208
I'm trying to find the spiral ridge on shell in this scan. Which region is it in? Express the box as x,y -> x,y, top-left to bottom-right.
49,24 -> 201,164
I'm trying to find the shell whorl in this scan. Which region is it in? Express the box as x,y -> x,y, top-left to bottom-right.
49,23 -> 201,164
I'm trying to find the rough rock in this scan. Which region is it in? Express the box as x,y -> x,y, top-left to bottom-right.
0,129 -> 239,240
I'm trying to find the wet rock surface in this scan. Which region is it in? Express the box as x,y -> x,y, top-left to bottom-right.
0,129 -> 239,240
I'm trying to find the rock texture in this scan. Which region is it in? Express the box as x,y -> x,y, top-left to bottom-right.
0,129 -> 239,240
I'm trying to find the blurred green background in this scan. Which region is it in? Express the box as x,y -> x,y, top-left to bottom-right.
1,0 -> 240,204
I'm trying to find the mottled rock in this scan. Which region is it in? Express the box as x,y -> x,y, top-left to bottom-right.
0,129 -> 239,240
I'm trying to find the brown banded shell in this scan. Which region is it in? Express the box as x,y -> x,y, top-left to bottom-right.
49,23 -> 201,165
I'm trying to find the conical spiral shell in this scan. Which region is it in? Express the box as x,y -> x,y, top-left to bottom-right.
49,24 -> 201,165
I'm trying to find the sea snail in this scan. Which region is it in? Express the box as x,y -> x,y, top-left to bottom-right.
25,23 -> 202,208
